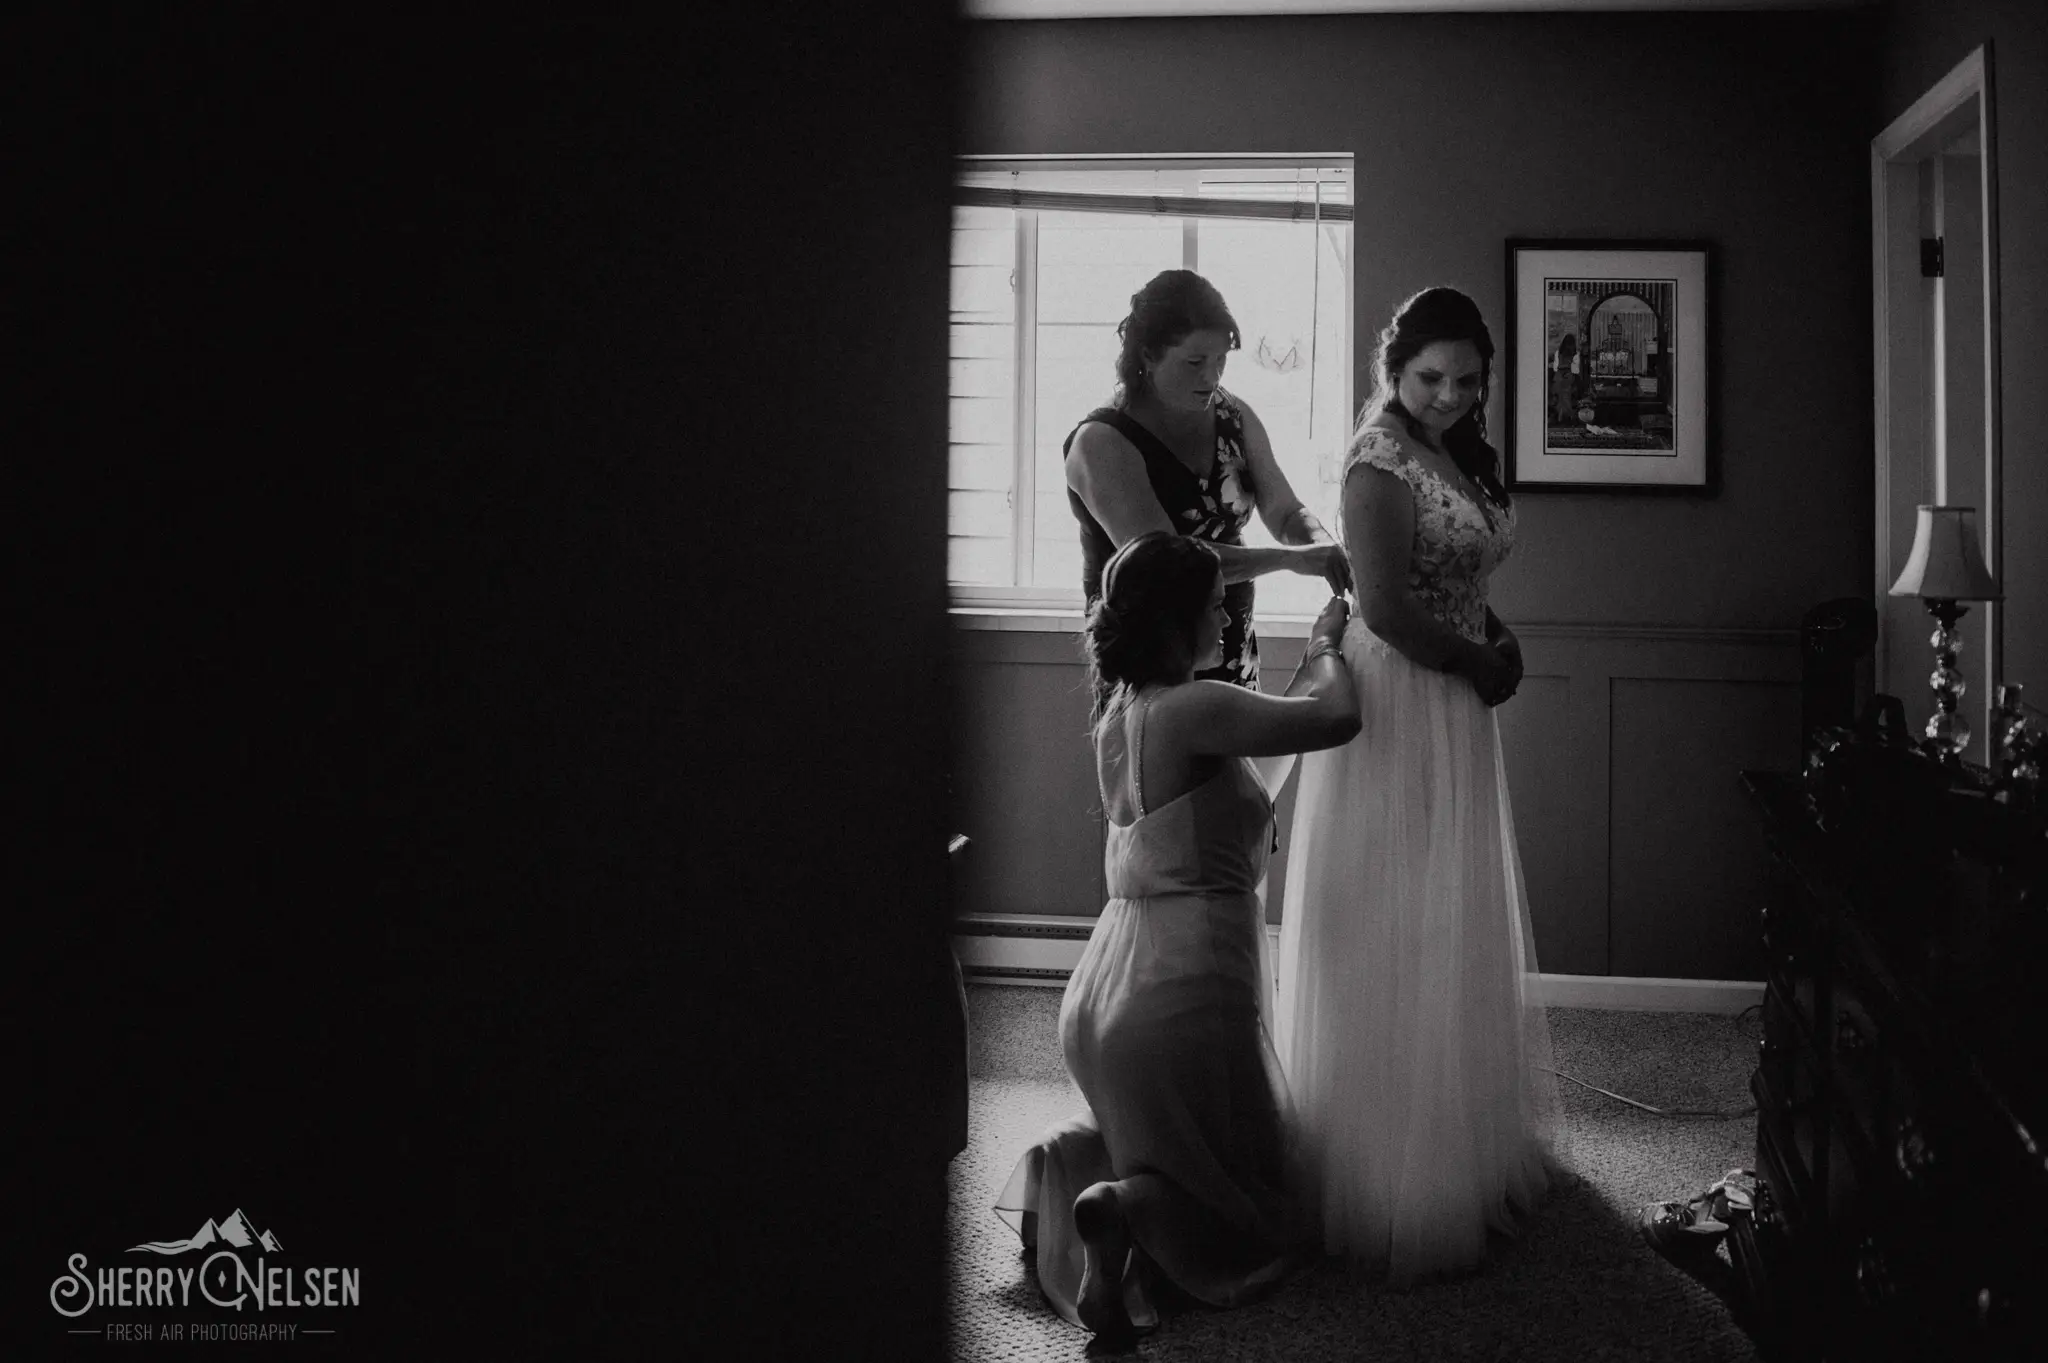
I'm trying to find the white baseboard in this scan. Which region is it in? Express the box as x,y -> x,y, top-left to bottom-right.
1534,974 -> 1763,1014
951,916 -> 1764,1014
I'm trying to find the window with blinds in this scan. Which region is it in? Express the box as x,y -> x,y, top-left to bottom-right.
948,155 -> 1354,620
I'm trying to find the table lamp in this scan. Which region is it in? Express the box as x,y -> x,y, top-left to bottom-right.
1887,504 -> 2001,758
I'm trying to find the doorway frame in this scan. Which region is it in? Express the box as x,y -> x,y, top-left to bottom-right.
1870,44 -> 2003,735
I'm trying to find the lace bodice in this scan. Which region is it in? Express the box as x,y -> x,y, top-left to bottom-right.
1342,426 -> 1515,642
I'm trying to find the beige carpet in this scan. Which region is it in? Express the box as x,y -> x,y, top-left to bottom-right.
949,983 -> 1764,1361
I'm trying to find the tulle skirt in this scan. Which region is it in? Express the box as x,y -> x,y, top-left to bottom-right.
1276,625 -> 1564,1287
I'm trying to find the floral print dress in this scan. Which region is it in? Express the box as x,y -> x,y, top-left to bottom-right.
1064,391 -> 1261,688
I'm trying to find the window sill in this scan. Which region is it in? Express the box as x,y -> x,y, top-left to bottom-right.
948,606 -> 1320,638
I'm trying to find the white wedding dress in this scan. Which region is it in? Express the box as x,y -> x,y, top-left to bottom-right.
1276,425 -> 1564,1287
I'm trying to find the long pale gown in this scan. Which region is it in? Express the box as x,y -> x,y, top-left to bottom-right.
1277,425 -> 1565,1287
995,685 -> 1309,1329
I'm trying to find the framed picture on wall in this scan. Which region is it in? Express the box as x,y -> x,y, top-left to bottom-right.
1503,240 -> 1714,492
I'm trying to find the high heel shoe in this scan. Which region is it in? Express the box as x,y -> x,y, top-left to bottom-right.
1639,1168 -> 1755,1259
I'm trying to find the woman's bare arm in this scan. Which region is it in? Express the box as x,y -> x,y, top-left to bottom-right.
1152,670 -> 1359,761
1238,402 -> 1349,591
1341,463 -> 1493,674
1066,423 -> 1326,586
1148,596 -> 1359,761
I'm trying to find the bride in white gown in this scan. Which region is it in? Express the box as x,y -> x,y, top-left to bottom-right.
1277,286 -> 1564,1287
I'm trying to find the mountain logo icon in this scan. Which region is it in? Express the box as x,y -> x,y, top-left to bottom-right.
128,1210 -> 282,1255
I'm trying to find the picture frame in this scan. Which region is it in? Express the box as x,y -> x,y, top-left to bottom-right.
1503,239 -> 1715,493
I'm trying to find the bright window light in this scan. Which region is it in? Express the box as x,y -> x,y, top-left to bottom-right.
948,155 -> 1354,621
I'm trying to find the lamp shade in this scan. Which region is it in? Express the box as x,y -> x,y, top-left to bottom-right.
1888,504 -> 2000,600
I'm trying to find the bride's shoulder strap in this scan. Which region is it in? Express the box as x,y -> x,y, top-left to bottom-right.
1341,424 -> 1412,482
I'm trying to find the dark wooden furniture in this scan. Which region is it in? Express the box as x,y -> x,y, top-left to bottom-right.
1737,769 -> 2048,1361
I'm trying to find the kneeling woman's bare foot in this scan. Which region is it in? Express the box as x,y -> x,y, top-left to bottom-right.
1073,1181 -> 1137,1337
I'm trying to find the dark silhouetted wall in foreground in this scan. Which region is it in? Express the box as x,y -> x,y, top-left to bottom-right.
17,8 -> 958,1358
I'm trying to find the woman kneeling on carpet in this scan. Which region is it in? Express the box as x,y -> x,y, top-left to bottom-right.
994,531 -> 1361,1338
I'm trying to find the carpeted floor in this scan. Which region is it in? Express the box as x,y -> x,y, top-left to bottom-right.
949,983 -> 1766,1362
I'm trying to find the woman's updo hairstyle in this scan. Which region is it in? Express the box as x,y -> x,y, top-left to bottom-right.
1364,286 -> 1511,510
1113,270 -> 1241,404
1083,531 -> 1222,720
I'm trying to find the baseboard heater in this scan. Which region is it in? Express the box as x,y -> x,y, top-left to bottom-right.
951,914 -> 1764,1015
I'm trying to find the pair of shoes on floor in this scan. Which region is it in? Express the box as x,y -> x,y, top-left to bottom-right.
1640,1169 -> 1756,1257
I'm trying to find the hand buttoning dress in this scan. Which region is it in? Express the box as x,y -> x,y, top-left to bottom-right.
1276,426 -> 1565,1287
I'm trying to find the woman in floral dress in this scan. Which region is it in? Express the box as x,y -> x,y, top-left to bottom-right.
1065,270 -> 1349,690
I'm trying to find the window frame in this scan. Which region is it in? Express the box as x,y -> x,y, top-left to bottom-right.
949,153 -> 1354,621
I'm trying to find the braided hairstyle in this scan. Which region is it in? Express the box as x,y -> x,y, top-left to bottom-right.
1082,531 -> 1222,721
1362,286 -> 1511,510
1113,270 -> 1241,405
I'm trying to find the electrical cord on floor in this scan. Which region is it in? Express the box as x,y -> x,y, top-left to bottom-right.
1537,1002 -> 1763,1120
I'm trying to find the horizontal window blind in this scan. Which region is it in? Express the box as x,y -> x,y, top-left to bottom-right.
949,155 -> 1354,614
953,186 -> 1352,223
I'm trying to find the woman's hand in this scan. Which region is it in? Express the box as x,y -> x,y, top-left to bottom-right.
1292,544 -> 1353,595
1493,627 -> 1525,702
1310,594 -> 1350,649
1457,640 -> 1517,707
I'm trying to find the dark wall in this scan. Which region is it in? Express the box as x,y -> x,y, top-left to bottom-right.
20,9 -> 956,1359
962,11 -> 1879,631
1879,0 -> 2048,703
